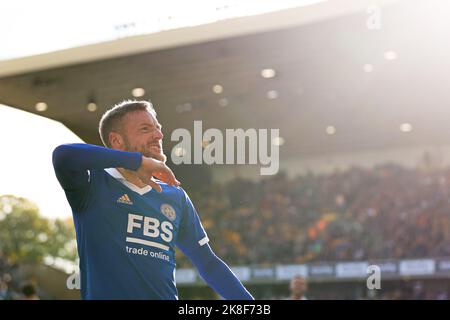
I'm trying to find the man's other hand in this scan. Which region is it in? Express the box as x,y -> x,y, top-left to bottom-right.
136,156 -> 180,192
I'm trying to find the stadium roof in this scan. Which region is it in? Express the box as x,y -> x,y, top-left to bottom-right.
2,0 -> 450,159
0,0 -> 396,76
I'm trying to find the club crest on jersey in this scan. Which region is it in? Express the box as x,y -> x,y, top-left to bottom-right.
160,204 -> 176,221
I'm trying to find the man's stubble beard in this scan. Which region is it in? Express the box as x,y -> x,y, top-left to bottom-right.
123,136 -> 167,163
145,148 -> 167,163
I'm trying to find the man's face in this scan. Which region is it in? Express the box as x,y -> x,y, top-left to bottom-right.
290,277 -> 307,296
119,110 -> 166,162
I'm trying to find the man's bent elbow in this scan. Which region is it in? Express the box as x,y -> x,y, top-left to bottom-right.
52,144 -> 74,169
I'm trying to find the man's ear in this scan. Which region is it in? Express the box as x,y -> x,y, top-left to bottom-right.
109,131 -> 124,150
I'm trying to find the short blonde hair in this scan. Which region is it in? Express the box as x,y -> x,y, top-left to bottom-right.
98,100 -> 156,147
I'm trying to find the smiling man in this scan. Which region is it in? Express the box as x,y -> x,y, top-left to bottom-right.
52,100 -> 253,300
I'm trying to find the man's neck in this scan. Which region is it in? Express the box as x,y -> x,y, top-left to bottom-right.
117,168 -> 147,188
290,294 -> 305,300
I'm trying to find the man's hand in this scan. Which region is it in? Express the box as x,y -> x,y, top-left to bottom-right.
136,156 -> 180,192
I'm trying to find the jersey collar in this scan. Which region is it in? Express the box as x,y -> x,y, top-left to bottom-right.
104,168 -> 152,196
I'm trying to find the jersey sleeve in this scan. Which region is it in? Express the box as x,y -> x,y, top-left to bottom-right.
54,166 -> 92,212
52,143 -> 142,212
175,189 -> 209,255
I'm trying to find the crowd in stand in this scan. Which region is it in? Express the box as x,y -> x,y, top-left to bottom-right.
0,252 -> 40,300
263,278 -> 449,300
3,162 -> 450,300
176,163 -> 450,267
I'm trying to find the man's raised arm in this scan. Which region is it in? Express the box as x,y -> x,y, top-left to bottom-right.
52,143 -> 178,192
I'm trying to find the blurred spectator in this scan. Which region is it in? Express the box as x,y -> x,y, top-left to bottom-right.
21,282 -> 40,300
0,280 -> 12,300
287,276 -> 308,300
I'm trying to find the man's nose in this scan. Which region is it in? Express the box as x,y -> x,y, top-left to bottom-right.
155,128 -> 164,140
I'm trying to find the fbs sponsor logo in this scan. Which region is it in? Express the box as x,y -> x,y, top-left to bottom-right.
117,194 -> 133,205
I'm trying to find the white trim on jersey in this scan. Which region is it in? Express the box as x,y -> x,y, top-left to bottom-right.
198,236 -> 209,246
126,237 -> 170,251
105,168 -> 152,196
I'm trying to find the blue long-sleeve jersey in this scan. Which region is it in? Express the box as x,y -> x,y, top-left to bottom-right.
52,143 -> 253,300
